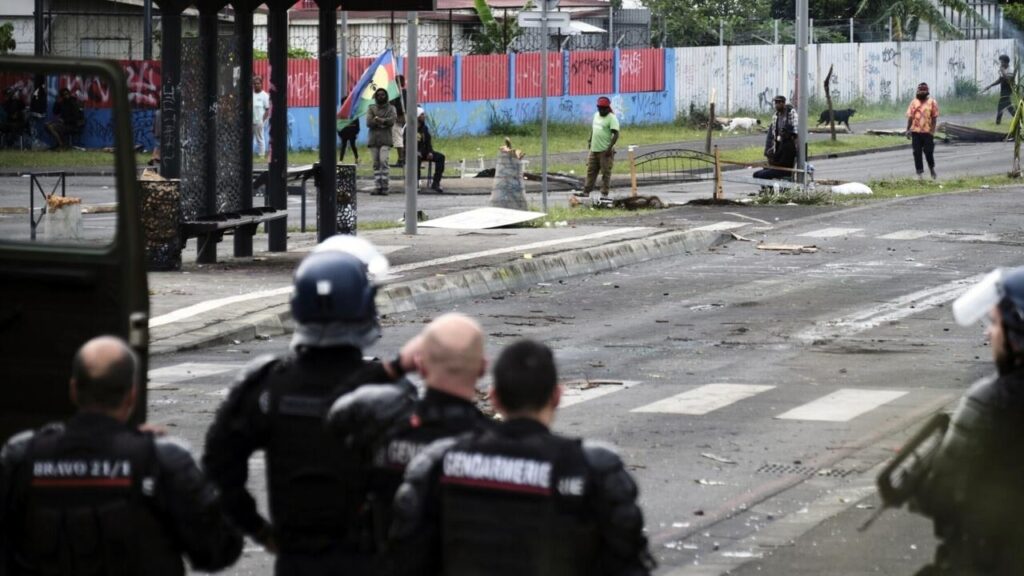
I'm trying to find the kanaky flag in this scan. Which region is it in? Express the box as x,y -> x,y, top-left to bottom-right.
337,49 -> 399,130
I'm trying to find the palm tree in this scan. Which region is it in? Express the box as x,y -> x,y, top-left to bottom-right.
855,0 -> 987,40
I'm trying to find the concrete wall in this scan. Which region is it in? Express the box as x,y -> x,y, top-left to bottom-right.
675,38 -> 1016,115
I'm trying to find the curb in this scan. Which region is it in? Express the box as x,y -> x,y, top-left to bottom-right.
149,227 -> 728,355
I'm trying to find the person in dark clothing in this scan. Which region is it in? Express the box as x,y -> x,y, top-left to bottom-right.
28,76 -> 47,145
328,313 -> 494,573
338,96 -> 360,163
0,336 -> 243,576
907,267 -> 1024,575
753,95 -> 798,181
390,338 -> 655,576
391,75 -> 407,168
414,107 -> 445,193
45,87 -> 84,150
983,54 -> 1016,124
203,241 -> 403,576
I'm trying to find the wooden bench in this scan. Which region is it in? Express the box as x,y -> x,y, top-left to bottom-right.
181,207 -> 287,264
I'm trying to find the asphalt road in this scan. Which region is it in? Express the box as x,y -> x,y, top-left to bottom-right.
146,186 -> 1023,574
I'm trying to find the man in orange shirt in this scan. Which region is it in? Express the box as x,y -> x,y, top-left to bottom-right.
906,82 -> 939,180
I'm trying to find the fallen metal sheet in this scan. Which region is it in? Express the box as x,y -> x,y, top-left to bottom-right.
419,207 -> 545,229
939,123 -> 1006,143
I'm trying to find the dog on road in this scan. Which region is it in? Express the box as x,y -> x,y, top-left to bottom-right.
723,117 -> 762,133
817,108 -> 856,131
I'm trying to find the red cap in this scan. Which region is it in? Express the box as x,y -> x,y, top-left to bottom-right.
597,96 -> 612,110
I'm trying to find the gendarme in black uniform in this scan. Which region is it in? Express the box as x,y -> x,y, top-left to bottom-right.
329,381 -> 493,550
909,266 -> 1024,575
202,250 -> 396,574
912,369 -> 1024,574
391,418 -> 653,576
1,413 -> 242,575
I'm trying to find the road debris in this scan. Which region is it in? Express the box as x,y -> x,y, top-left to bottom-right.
696,479 -> 727,486
756,243 -> 819,254
701,452 -> 737,465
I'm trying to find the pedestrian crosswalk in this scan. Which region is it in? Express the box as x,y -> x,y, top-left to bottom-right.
631,383 -> 775,415
626,383 -> 908,422
152,360 -> 913,424
148,362 -> 244,389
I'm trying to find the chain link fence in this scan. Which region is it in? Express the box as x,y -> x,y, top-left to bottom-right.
2,7 -> 1008,60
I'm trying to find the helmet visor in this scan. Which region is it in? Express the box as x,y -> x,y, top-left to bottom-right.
953,269 -> 1005,327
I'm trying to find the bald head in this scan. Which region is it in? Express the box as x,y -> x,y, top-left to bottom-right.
414,313 -> 485,399
71,336 -> 139,412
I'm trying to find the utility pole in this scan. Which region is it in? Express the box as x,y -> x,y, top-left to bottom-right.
796,0 -> 808,180
540,0 -> 549,211
405,11 -> 419,234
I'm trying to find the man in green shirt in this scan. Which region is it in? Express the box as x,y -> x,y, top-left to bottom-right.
576,96 -> 619,203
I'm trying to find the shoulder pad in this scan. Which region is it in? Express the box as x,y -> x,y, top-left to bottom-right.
326,380 -> 418,445
405,436 -> 458,484
1,429 -> 37,465
582,439 -> 625,473
233,354 -> 280,389
154,436 -> 197,469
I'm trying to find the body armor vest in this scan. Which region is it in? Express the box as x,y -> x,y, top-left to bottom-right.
438,427 -> 599,576
16,423 -> 181,576
262,356 -> 370,553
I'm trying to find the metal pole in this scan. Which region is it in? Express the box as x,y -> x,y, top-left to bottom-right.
849,18 -> 854,43
236,4 -> 255,257
143,0 -> 153,59
809,18 -> 814,44
268,1 -> 288,251
608,4 -> 614,50
719,19 -> 724,46
796,0 -> 808,178
541,0 -> 549,211
34,0 -> 44,55
318,0 -> 338,241
774,19 -> 779,44
405,11 -> 418,235
888,16 -> 892,42
340,11 -> 348,96
158,1 -> 182,179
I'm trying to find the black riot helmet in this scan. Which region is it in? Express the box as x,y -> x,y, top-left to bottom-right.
998,267 -> 1024,351
289,251 -> 380,350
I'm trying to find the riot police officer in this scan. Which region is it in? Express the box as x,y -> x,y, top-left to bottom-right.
0,336 -> 242,575
203,248 -> 398,575
910,266 -> 1024,574
328,313 -> 494,570
390,339 -> 655,576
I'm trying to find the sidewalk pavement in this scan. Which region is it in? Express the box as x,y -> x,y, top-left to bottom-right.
148,222 -> 731,355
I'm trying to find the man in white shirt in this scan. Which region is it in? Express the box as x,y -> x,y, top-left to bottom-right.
253,76 -> 270,159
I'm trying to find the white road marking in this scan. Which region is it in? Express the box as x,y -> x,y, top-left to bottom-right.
561,380 -> 640,408
723,212 -> 774,227
877,229 -> 931,240
797,273 -> 986,342
150,227 -> 649,327
776,388 -> 908,422
150,287 -> 293,328
148,362 -> 242,389
688,221 -> 749,232
631,383 -> 775,415
797,227 -> 863,238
